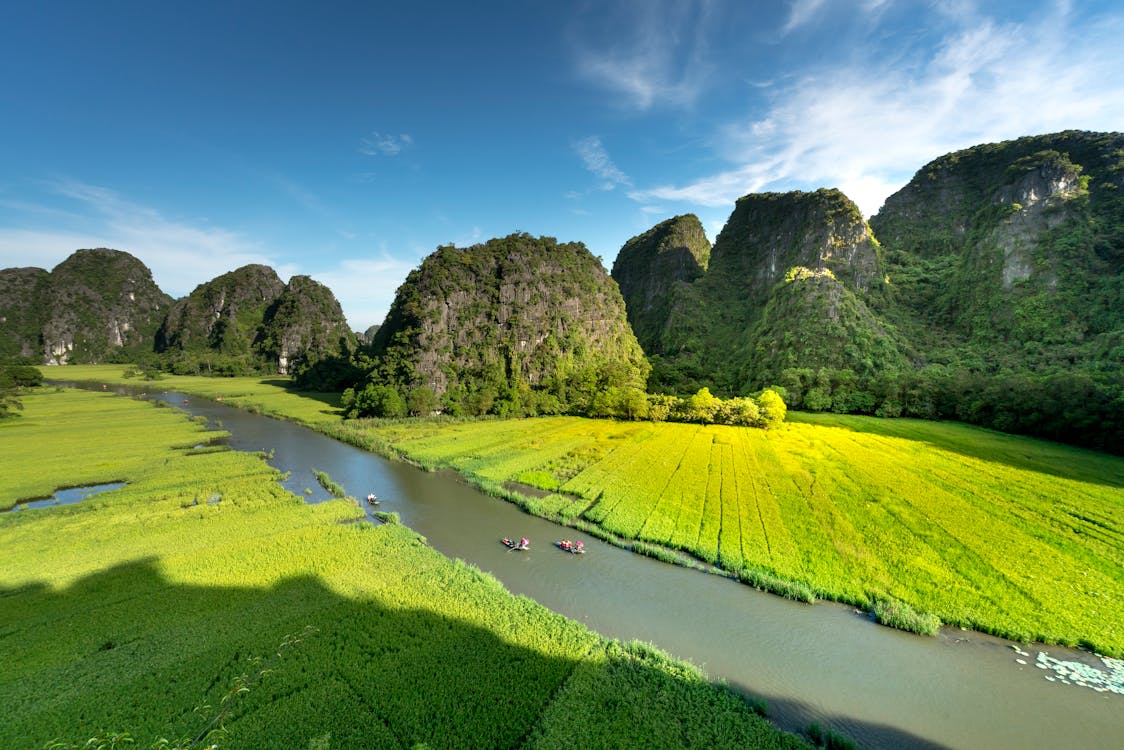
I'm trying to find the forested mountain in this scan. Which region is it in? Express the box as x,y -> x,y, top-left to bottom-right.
0,252 -> 355,378
0,249 -> 173,365
156,264 -> 285,356
620,130 -> 1123,451
2,132 -> 1119,449
870,130 -> 1123,375
0,267 -> 50,361
156,265 -> 356,377
619,189 -> 907,394
611,214 -> 710,355
351,233 -> 649,417
257,275 -> 356,376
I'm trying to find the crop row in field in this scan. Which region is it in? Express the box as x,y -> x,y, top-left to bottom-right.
339,411 -> 1124,655
1,388 -> 805,749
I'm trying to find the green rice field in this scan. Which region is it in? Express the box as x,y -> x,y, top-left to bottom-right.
0,388 -> 803,749
46,366 -> 1124,654
339,412 -> 1124,655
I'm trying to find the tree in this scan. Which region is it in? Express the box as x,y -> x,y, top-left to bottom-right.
0,365 -> 41,419
343,383 -> 407,418
718,397 -> 760,426
685,387 -> 720,423
755,388 -> 787,429
406,386 -> 438,416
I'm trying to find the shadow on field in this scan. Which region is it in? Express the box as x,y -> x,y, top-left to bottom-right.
736,687 -> 954,750
3,558 -> 919,749
789,412 -> 1124,489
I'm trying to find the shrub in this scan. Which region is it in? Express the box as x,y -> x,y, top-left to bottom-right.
872,596 -> 942,636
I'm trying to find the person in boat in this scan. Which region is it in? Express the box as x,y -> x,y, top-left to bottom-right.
520,537 -> 529,550
366,493 -> 377,503
574,541 -> 584,553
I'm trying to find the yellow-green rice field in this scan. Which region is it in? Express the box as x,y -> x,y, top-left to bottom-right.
47,366 -> 1124,655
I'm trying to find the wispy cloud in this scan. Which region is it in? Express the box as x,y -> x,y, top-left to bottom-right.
573,136 -> 631,190
311,253 -> 420,331
359,132 -> 413,156
630,2 -> 1124,216
0,180 -> 282,298
570,0 -> 716,110
782,0 -> 828,33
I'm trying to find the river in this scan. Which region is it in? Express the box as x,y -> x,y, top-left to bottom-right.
94,388 -> 1124,748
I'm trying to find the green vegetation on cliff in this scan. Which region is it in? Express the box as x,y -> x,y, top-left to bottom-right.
0,267 -> 50,361
611,213 -> 711,355
351,233 -> 650,418
625,132 -> 1123,452
3,249 -> 174,366
638,189 -> 905,395
156,264 -> 285,375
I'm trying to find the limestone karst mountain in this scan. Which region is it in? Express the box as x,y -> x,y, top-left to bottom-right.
364,232 -> 649,415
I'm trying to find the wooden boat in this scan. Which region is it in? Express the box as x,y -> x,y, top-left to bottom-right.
502,537 -> 530,551
554,541 -> 586,554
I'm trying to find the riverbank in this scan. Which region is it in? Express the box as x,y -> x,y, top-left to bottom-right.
53,365 -> 1124,657
1,387 -> 808,748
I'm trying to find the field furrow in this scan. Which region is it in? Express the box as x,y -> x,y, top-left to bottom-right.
694,440 -> 724,564
716,443 -> 744,571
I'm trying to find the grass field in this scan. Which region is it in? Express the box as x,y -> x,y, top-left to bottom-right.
50,365 -> 344,428
46,366 -> 1124,655
0,388 -> 804,749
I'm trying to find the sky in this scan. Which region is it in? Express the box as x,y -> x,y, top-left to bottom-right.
2,0 -> 1123,332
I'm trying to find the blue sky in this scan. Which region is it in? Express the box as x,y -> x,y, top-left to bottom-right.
2,0 -> 1122,331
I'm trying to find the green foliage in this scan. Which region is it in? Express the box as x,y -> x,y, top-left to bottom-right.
611,214 -> 711,355
355,232 -> 650,419
779,366 -> 1123,454
312,469 -> 347,499
342,383 -> 407,418
405,385 -> 438,416
871,597 -> 942,636
0,365 -> 43,418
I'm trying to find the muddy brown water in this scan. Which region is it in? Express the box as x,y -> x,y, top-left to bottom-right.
65,387 -> 1124,749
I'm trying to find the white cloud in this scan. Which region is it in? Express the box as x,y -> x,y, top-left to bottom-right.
0,180 -> 279,298
311,254 -> 419,332
782,0 -> 828,33
359,132 -> 413,156
630,2 -> 1124,217
573,136 -> 631,190
571,0 -> 716,110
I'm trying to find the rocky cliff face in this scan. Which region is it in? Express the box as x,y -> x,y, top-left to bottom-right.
35,249 -> 173,365
870,130 -> 1124,371
0,267 -> 50,360
156,264 -> 285,355
259,275 -> 355,375
611,214 -> 710,356
631,189 -> 901,392
371,233 -> 648,406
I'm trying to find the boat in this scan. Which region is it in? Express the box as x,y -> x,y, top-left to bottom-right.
555,540 -> 586,554
502,537 -> 530,551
